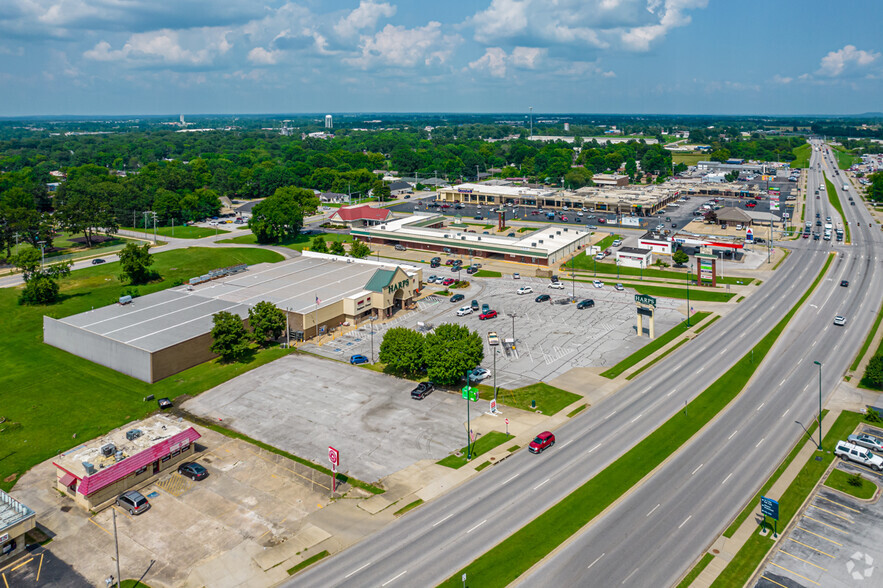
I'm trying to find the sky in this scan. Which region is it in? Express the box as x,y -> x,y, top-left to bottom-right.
0,0 -> 881,117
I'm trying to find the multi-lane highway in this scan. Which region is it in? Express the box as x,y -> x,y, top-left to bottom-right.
291,141 -> 883,587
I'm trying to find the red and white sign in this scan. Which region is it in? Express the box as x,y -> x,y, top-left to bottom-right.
490,399 -> 497,413
328,446 -> 339,467
505,418 -> 509,425
745,227 -> 754,243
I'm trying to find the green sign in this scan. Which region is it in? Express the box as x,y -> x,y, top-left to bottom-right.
461,386 -> 479,402
635,294 -> 657,308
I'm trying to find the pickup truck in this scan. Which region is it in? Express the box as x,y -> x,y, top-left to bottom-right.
487,331 -> 500,346
835,440 -> 883,471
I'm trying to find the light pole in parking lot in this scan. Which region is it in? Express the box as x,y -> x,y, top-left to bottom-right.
507,312 -> 516,344
814,360 -> 823,450
370,316 -> 376,363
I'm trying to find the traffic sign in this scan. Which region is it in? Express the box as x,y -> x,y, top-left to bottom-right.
505,418 -> 509,425
328,446 -> 339,467
760,496 -> 779,520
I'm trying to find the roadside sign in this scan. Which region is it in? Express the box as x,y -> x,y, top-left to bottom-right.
760,496 -> 779,520
635,294 -> 657,308
745,227 -> 754,243
490,398 -> 497,413
328,446 -> 339,467
505,418 -> 509,425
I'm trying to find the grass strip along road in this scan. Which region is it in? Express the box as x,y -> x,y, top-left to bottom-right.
850,299 -> 883,372
825,174 -> 850,243
438,253 -> 833,588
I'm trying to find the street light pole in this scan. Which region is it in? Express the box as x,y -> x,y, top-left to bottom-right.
686,262 -> 692,327
814,360 -> 823,450
370,316 -> 376,363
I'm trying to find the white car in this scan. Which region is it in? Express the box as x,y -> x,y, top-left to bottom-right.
834,315 -> 846,326
469,367 -> 491,381
457,307 -> 473,317
594,253 -> 605,261
615,283 -> 624,291
593,280 -> 604,289
577,211 -> 583,217
835,440 -> 883,471
513,272 -> 520,280
516,286 -> 533,295
549,282 -> 565,290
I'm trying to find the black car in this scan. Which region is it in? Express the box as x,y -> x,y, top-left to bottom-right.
576,299 -> 595,309
840,280 -> 849,287
178,462 -> 208,480
430,261 -> 440,268
451,294 -> 465,302
535,294 -> 551,302
466,266 -> 478,274
471,300 -> 479,311
431,257 -> 441,264
754,237 -> 765,244
91,258 -> 106,265
411,382 -> 434,400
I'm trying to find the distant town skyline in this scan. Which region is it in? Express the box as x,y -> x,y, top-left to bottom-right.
0,0 -> 881,116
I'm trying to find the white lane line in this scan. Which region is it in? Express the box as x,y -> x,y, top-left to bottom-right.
433,513 -> 454,527
739,331 -> 747,339
622,568 -> 639,584
678,515 -> 692,529
782,408 -> 790,419
779,378 -> 787,387
589,443 -> 601,453
503,474 -> 519,485
697,366 -> 705,374
630,413 -> 643,424
722,473 -> 733,485
345,562 -> 372,578
561,440 -> 573,448
756,402 -> 765,412
587,553 -> 606,570
812,340 -> 818,347
756,438 -> 765,448
381,570 -> 407,586
728,430 -> 738,440
605,410 -> 617,420
466,519 -> 487,534
534,479 -> 551,490
666,390 -> 675,397
692,464 -> 704,476
718,349 -> 726,357
646,504 -> 661,517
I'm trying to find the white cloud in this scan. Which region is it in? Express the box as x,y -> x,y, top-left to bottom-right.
248,47 -> 282,65
347,22 -> 460,69
772,74 -> 792,84
84,28 -> 232,67
334,1 -> 396,39
469,46 -> 547,77
817,45 -> 880,78
510,46 -> 545,68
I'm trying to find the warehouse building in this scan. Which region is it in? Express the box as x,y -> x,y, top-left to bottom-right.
53,415 -> 201,511
352,213 -> 592,266
44,253 -> 423,383
0,491 -> 35,564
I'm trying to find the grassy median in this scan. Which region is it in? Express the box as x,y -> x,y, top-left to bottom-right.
824,174 -> 850,243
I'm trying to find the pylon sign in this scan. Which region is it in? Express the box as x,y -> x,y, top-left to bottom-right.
746,227 -> 754,243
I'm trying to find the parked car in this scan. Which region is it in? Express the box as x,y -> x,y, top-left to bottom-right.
576,299 -> 595,309
457,307 -> 473,316
833,315 -> 847,326
592,280 -> 604,288
442,278 -> 455,286
451,294 -> 465,303
529,431 -> 556,454
91,258 -> 106,265
469,367 -> 491,381
615,283 -> 624,291
848,433 -> 883,452
431,257 -> 441,264
445,259 -> 455,265
513,272 -> 520,279
479,310 -> 498,320
466,266 -> 478,275
411,382 -> 434,400
178,462 -> 208,481
349,354 -> 369,365
481,303 -> 490,314
835,440 -> 883,470
612,239 -> 622,247
535,294 -> 551,302
116,490 -> 151,515
517,286 -> 533,295
471,300 -> 480,311
549,282 -> 565,290
487,332 -> 500,346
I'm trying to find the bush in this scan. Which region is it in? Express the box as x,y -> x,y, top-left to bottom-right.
210,311 -> 251,362
847,473 -> 864,487
865,407 -> 882,424
19,275 -> 60,305
862,354 -> 883,389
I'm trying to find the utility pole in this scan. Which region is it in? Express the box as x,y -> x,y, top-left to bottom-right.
113,509 -> 121,588
686,262 -> 692,327
814,361 -> 823,450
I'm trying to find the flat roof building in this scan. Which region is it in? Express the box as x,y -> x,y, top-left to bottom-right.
0,491 -> 35,564
591,173 -> 630,186
615,247 -> 653,268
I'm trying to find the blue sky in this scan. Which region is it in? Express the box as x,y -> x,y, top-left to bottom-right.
0,0 -> 881,116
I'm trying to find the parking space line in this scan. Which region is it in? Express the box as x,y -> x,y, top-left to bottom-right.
760,575 -> 789,588
803,515 -> 849,534
816,495 -> 860,513
770,562 -> 820,585
780,549 -> 828,571
36,553 -> 43,582
2,572 -> 7,588
88,517 -> 112,536
810,505 -> 852,522
788,537 -> 834,558
10,558 -> 32,572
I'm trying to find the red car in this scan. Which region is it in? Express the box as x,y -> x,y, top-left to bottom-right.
442,278 -> 455,286
597,218 -> 606,224
746,202 -> 757,208
529,431 -> 555,454
479,310 -> 498,320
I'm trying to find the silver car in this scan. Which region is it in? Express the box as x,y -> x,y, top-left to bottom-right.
848,433 -> 883,452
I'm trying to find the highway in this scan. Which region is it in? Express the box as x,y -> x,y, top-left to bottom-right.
290,141 -> 883,587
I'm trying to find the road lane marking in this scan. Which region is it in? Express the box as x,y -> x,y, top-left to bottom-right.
466,520 -> 487,534
345,562 -> 372,578
666,390 -> 675,397
811,505 -> 852,522
503,474 -> 519,485
779,378 -> 787,386
788,538 -> 834,558
697,366 -> 704,374
803,515 -> 849,533
757,402 -> 765,412
587,553 -> 605,570
561,440 -> 572,448
646,504 -> 660,517
589,443 -> 601,453
433,514 -> 454,527
780,549 -> 828,571
622,568 -> 639,584
691,464 -> 703,476
721,473 -> 732,485
678,515 -> 692,529
782,409 -> 790,419
816,495 -> 860,513
756,438 -> 765,448
630,413 -> 643,423
769,562 -> 820,585
381,570 -> 407,586
605,410 -> 617,420
534,479 -> 550,490
728,430 -> 738,440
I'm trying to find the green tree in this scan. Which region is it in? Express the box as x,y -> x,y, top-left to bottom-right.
564,167 -> 594,188
379,327 -> 426,376
248,301 -> 286,347
724,170 -> 740,182
863,354 -> 883,389
350,239 -> 372,258
867,171 -> 883,203
12,246 -> 72,305
310,235 -> 328,253
118,242 -> 155,284
672,249 -> 689,266
210,311 -> 251,362
710,148 -> 731,163
423,323 -> 484,385
248,186 -> 317,244
20,275 -> 60,305
54,166 -> 120,246
329,240 -> 346,255
372,180 -> 391,202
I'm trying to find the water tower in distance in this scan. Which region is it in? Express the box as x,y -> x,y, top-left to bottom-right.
325,114 -> 333,129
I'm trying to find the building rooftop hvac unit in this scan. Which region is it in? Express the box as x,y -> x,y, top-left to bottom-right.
101,443 -> 116,457
82,461 -> 95,475
126,429 -> 142,441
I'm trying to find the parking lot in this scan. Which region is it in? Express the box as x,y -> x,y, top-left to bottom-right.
183,354 -> 468,482
754,426 -> 883,588
300,274 -> 684,389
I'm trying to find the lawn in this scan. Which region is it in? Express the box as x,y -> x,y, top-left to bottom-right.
824,468 -> 877,499
438,253 -> 833,588
287,551 -> 330,576
831,145 -> 860,170
631,284 -> 736,302
790,143 -> 811,169
0,247 -> 286,491
5,231 -> 136,263
601,311 -> 711,379
493,383 -> 581,415
565,253 -> 749,286
437,431 -> 513,469
121,225 -> 221,239
672,153 -> 706,165
676,553 -> 714,588
474,270 -> 502,278
595,233 -> 620,250
216,232 -> 353,251
824,174 -> 850,242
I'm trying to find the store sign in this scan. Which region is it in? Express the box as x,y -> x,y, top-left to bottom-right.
385,279 -> 410,293
635,294 -> 657,307
458,188 -> 473,193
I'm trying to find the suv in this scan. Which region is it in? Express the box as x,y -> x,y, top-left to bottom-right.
481,303 -> 490,314
411,382 -> 434,400
394,244 -> 406,251
549,282 -> 565,289
835,440 -> 883,470
577,299 -> 595,309
117,490 -> 151,515
529,431 -> 556,454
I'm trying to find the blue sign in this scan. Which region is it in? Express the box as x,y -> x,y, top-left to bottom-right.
760,496 -> 779,520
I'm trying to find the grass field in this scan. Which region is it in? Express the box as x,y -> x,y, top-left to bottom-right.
216,232 -> 354,251
632,284 -> 736,302
824,468 -> 877,499
831,146 -> 860,170
595,233 -> 620,250
437,432 -> 513,469
0,247 -> 285,491
566,253 -> 749,287
493,382 -> 581,415
824,174 -> 850,242
474,270 -> 502,278
121,225 -> 221,239
790,143 -> 812,169
5,231 -> 136,262
672,153 -> 706,165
